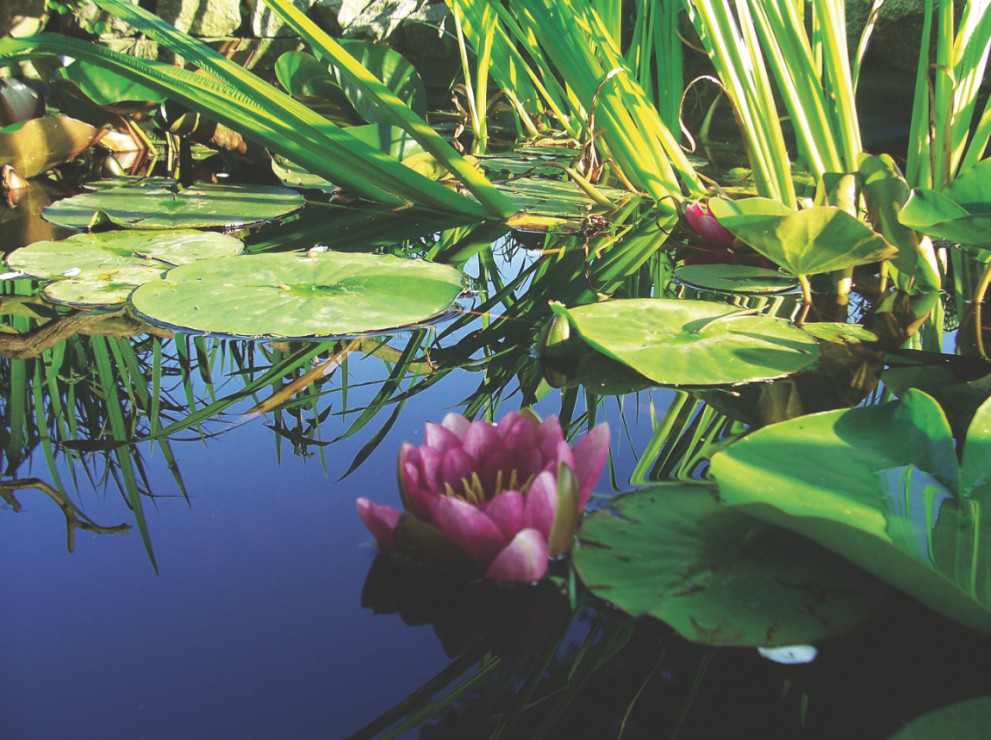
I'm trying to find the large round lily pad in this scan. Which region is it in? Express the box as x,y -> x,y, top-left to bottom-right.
5,230 -> 244,307
43,181 -> 304,230
550,298 -> 820,386
129,250 -> 465,339
573,484 -> 886,647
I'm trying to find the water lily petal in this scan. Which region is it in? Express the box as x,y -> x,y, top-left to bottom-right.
356,498 -> 401,551
485,529 -> 549,583
418,444 -> 444,493
441,412 -> 470,440
425,420 -> 463,453
524,470 -> 558,539
484,490 -> 525,540
441,447 -> 478,497
504,414 -> 537,455
481,449 -> 514,496
573,423 -> 610,509
400,460 -> 435,520
432,496 -> 508,565
462,419 -> 502,461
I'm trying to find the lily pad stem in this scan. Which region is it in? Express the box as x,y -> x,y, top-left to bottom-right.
797,274 -> 813,326
973,261 -> 991,358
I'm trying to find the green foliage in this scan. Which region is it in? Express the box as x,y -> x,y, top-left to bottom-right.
5,229 -> 244,307
710,390 -> 991,635
42,180 -> 303,230
574,482 -> 887,647
546,298 -> 820,387
708,197 -> 899,279
129,251 -> 465,339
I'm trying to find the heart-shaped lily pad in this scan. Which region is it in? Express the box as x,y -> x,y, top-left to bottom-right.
129,250 -> 465,339
43,181 -> 304,230
5,230 -> 244,307
710,390 -> 991,635
708,197 -> 898,277
549,298 -> 820,386
573,483 -> 886,647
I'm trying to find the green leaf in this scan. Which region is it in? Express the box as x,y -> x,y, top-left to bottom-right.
708,197 -> 899,276
549,298 -> 820,387
574,483 -> 886,647
331,41 -> 427,122
5,229 -> 244,307
129,250 -> 465,339
960,395 -> 991,499
55,58 -> 168,104
43,181 -> 304,230
710,389 -> 991,635
899,160 -> 991,246
674,264 -> 799,294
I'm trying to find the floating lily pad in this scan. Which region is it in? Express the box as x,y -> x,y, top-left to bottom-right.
43,181 -> 304,230
5,229 -> 244,307
710,390 -> 991,635
129,250 -> 465,339
549,298 -> 820,386
799,322 -> 879,344
675,264 -> 799,294
573,483 -> 886,647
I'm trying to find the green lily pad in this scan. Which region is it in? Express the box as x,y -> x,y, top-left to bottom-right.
5,229 -> 244,307
44,265 -> 165,306
549,298 -> 820,387
708,198 -> 898,277
129,250 -> 465,339
54,59 -> 168,105
43,181 -> 304,230
710,390 -> 991,635
887,697 -> 991,739
799,322 -> 879,344
674,264 -> 799,294
573,483 -> 886,647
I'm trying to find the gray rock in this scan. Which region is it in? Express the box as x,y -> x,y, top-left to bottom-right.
248,0 -> 320,37
339,0 -> 422,41
157,0 -> 242,37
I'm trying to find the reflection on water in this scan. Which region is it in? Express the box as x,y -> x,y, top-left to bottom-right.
3,204 -> 991,738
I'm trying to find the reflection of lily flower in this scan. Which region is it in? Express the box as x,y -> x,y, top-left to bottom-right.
685,199 -> 736,247
357,410 -> 609,583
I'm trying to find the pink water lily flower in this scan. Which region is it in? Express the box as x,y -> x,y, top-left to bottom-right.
685,199 -> 736,247
357,409 -> 609,584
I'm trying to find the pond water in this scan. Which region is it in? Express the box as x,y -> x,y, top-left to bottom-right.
3,202 -> 991,739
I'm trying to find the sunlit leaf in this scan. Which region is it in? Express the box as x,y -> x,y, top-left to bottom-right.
710,390 -> 991,635
43,180 -> 304,230
674,264 -> 799,294
330,40 -> 427,122
574,483 -> 886,647
549,298 -> 820,386
129,250 -> 465,338
709,197 -> 898,276
5,229 -> 244,306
